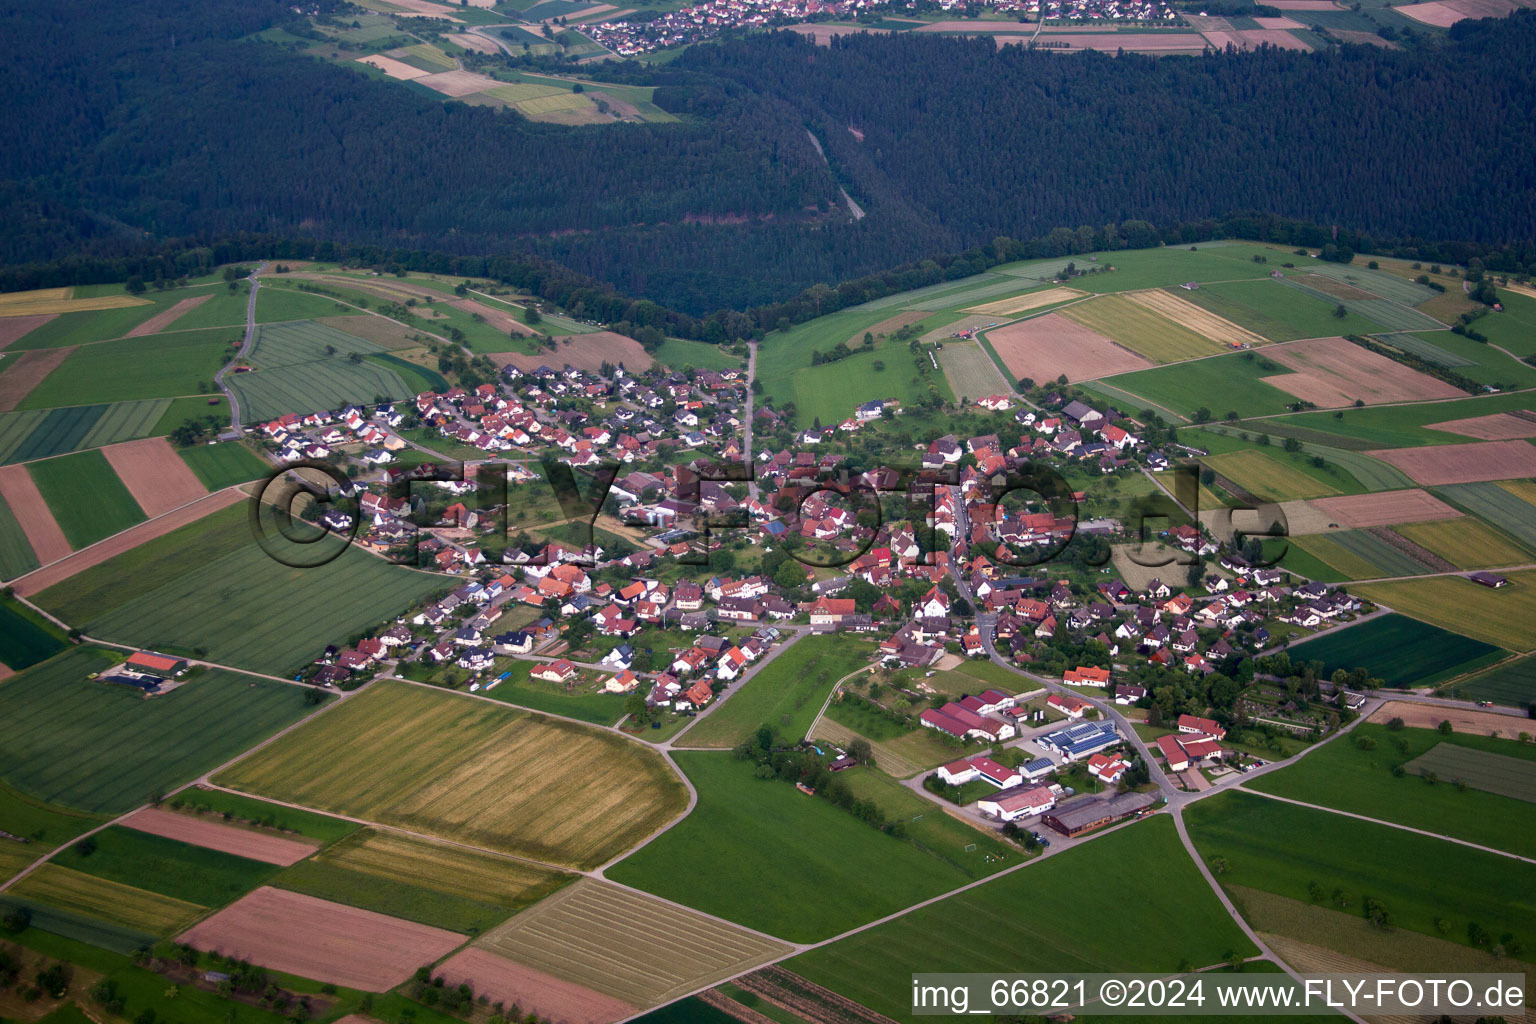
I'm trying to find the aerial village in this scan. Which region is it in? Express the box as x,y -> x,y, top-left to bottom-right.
240,356 -> 1379,841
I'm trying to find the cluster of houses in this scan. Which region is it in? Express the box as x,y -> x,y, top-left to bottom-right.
259,406 -> 407,465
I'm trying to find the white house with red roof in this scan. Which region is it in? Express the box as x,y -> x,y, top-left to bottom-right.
977,785 -> 1057,822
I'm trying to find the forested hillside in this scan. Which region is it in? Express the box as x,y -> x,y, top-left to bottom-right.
3,0 -> 1534,314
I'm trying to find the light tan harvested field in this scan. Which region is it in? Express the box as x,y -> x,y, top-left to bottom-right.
417,68 -> 499,97
470,879 -> 792,1007
0,463 -> 71,562
125,295 -> 214,337
1371,700 -> 1525,737
0,346 -> 73,412
490,331 -> 654,375
788,23 -> 894,43
122,806 -> 318,865
12,487 -> 245,595
0,314 -> 57,350
1262,337 -> 1463,407
1125,289 -> 1268,348
437,948 -> 638,1024
355,54 -> 430,80
312,829 -> 573,909
1424,412 -> 1536,440
321,314 -> 425,350
1367,439 -> 1536,486
1252,15 -> 1304,26
448,297 -> 538,336
1111,543 -> 1188,594
215,681 -> 687,870
963,286 -> 1085,317
1306,489 -> 1462,529
181,887 -> 464,991
985,312 -> 1152,384
0,288 -> 149,317
1257,498 -> 1337,536
101,437 -> 207,517
454,30 -> 503,52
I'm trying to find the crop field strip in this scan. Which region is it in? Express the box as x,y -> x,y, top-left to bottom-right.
216,680 -> 688,869
1297,261 -> 1441,306
474,878 -> 794,1007
0,399 -> 174,465
27,448 -> 147,549
229,318 -> 414,421
1432,481 -> 1536,550
0,287 -> 150,318
1403,743 -> 1536,802
1288,533 -> 1386,580
0,648 -> 322,813
10,863 -> 206,935
936,341 -> 1008,401
1394,516 -> 1535,569
16,327 -> 236,409
1058,293 -> 1228,362
1354,571 -> 1536,652
0,594 -> 68,670
85,539 -> 444,676
1322,527 -> 1440,576
0,488 -> 41,579
50,823 -> 280,906
1456,652 -> 1536,706
1274,276 -> 1441,331
1202,449 -> 1341,500
1282,613 -> 1500,689
1373,330 -> 1473,367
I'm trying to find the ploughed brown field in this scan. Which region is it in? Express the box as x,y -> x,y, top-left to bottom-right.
490,331 -> 655,374
1372,700 -> 1523,736
0,347 -> 73,412
101,437 -> 208,518
0,463 -> 71,563
984,313 -> 1152,384
12,488 -> 244,595
125,295 -> 214,337
436,948 -> 639,1024
1425,412 -> 1536,440
1261,337 -> 1463,407
179,887 -> 465,991
1367,439 -> 1536,486
121,806 -> 318,866
1306,489 -> 1463,529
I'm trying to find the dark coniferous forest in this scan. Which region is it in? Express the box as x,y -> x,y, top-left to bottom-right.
2,0 -> 1533,313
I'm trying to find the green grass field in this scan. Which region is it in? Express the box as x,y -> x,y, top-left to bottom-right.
169,786 -> 360,845
840,766 -> 1017,868
1354,571 -> 1536,653
652,337 -> 744,371
0,648 -> 324,814
1380,330 -> 1536,390
1477,288 -> 1536,357
1,399 -> 175,465
228,319 -> 413,422
18,328 -> 237,409
1204,449 -> 1341,501
607,751 -> 993,942
0,781 -> 104,879
4,288 -> 235,350
1324,527 -> 1435,576
0,594 -> 68,670
52,824 -> 278,905
1097,352 -> 1298,420
1285,614 -> 1500,688
10,864 -> 205,936
216,680 -> 687,870
254,287 -> 352,324
272,828 -> 572,933
27,448 -> 146,548
1248,724 -> 1536,857
788,816 -> 1258,1024
1434,481 -> 1536,550
1454,653 -> 1536,707
1284,535 -> 1375,581
479,657 -> 625,726
176,441 -> 271,490
1186,789 -> 1536,961
1181,278 -> 1385,341
679,634 -> 874,748
1394,517 -> 1535,570
1265,392 -> 1536,450
80,530 -> 444,676
0,490 -> 39,579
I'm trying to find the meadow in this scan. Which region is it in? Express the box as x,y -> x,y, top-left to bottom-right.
1403,743 -> 1536,802
1275,277 -> 1440,332
1287,534 -> 1382,580
0,781 -> 104,879
1181,277 -> 1386,341
1477,288 -> 1536,357
607,751 -> 986,942
0,648 -> 323,814
1285,613 -> 1500,688
254,287 -> 353,324
27,449 -> 146,548
1381,330 -> 1536,390
51,824 -> 278,906
1354,571 -> 1536,652
840,766 -> 1016,869
787,817 -> 1258,1024
1265,391 -> 1536,450
679,634 -> 874,748
17,329 -> 236,409
652,336 -> 743,371
216,680 -> 687,869
176,441 -> 271,490
0,594 -> 68,670
1186,790 -> 1536,960
1094,352 -> 1298,420
274,828 -> 572,933
1247,724 -> 1536,857
476,657 -> 625,726
84,538 -> 445,676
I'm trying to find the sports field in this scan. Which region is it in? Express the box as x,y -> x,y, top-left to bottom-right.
217,681 -> 687,869
274,828 -> 572,933
27,448 -> 146,548
16,328 -> 235,409
83,537 -> 443,676
679,634 -> 874,748
1061,293 -> 1230,363
10,864 -> 205,935
176,441 -> 271,490
1187,790 -> 1536,958
1394,516 -> 1534,569
1286,614 -> 1500,687
1354,571 -> 1536,652
0,648 -> 323,813
1403,743 -> 1536,803
1204,449 -> 1341,500
607,751 -> 997,942
228,319 -> 413,421
50,824 -> 279,906
455,879 -> 792,1008
787,817 -> 1256,1023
